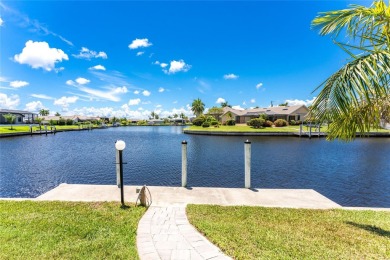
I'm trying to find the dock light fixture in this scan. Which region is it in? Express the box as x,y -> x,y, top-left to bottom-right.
115,140 -> 126,207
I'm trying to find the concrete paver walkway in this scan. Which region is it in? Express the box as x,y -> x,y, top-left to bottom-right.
137,206 -> 231,260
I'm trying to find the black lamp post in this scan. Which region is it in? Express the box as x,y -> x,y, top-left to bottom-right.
115,140 -> 126,207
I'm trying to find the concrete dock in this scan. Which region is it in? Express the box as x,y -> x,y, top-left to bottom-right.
36,183 -> 341,209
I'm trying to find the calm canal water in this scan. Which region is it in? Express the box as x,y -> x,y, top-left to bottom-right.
1,126 -> 389,207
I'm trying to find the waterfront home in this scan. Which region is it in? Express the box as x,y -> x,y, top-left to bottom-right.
41,115 -> 102,124
0,109 -> 38,124
221,105 -> 309,124
148,119 -> 165,125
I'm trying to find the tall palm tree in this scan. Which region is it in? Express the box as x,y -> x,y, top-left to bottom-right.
3,113 -> 16,130
191,98 -> 205,117
220,101 -> 231,108
310,0 -> 390,141
39,109 -> 49,116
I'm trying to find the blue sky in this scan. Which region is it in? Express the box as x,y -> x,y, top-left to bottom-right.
0,0 -> 372,118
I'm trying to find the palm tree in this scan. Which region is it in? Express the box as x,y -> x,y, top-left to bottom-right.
221,101 -> 231,108
150,111 -> 156,119
310,0 -> 390,141
191,98 -> 205,117
3,113 -> 16,130
39,109 -> 49,116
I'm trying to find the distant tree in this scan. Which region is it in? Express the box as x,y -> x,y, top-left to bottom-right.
179,112 -> 185,119
173,113 -> 178,119
55,112 -> 61,116
35,117 -> 43,131
207,106 -> 224,121
279,102 -> 288,106
155,114 -> 159,119
191,98 -> 205,117
221,101 -> 231,108
39,109 -> 49,116
150,111 -> 156,119
3,113 -> 16,130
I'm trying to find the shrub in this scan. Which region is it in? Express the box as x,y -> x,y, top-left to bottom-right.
274,119 -> 288,127
247,118 -> 265,128
202,122 -> 210,128
58,118 -> 66,126
66,119 -> 73,125
137,120 -> 148,125
296,120 -> 302,125
264,120 -> 273,127
226,119 -> 236,126
290,120 -> 296,125
210,121 -> 219,126
193,117 -> 205,126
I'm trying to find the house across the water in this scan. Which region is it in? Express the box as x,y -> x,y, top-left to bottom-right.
221,105 -> 309,124
41,115 -> 102,124
0,109 -> 38,124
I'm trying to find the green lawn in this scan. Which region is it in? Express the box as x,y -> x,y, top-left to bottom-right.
185,124 -> 321,132
0,125 -> 97,134
0,201 -> 146,259
185,124 -> 389,133
187,205 -> 390,259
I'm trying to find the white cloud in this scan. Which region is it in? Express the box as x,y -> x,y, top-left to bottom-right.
75,77 -> 90,85
136,51 -> 144,56
164,60 -> 191,74
154,61 -> 168,68
10,80 -> 29,88
129,98 -> 141,106
0,93 -> 20,109
76,86 -> 128,102
142,101 -> 151,105
173,100 -> 178,104
14,40 -> 68,71
142,90 -> 151,96
284,97 -> 316,107
216,98 -> 226,104
25,101 -> 45,112
0,17 -> 3,26
66,80 -> 75,86
134,90 -> 140,95
54,96 -> 78,110
224,74 -> 239,80
256,83 -> 263,89
250,98 -> 256,103
232,105 -> 245,110
128,38 -> 152,49
73,47 -> 107,60
158,87 -> 165,93
31,94 -> 54,100
89,65 -> 106,71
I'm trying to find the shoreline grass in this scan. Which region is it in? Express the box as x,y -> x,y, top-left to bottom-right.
0,201 -> 145,259
185,124 -> 390,133
187,205 -> 390,259
0,125 -> 98,134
